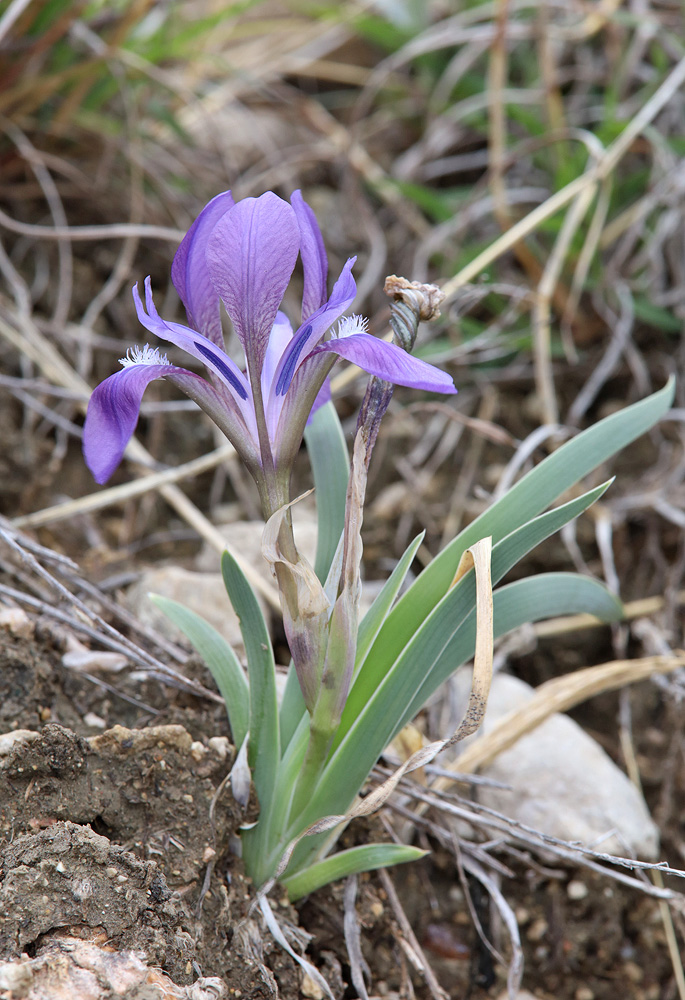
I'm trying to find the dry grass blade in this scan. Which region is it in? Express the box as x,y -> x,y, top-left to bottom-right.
258,897 -> 334,1000
378,867 -> 448,1000
343,876 -> 370,1000
441,50 -> 685,303
11,443 -> 237,529
461,851 -> 523,1000
0,209 -> 184,242
446,653 -> 685,780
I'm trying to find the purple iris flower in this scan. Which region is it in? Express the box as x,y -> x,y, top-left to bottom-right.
83,190 -> 456,509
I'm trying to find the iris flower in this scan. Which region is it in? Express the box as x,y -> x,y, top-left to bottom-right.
83,190 -> 456,513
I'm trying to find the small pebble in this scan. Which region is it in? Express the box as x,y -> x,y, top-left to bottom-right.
0,607 -> 34,639
623,961 -> 643,983
62,637 -> 128,673
300,973 -> 324,999
83,712 -> 106,729
526,917 -> 548,942
567,879 -> 589,900
208,736 -> 230,759
575,988 -> 594,1000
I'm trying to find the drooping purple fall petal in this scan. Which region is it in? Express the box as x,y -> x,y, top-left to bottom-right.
314,333 -> 458,393
206,193 -> 300,376
83,354 -> 201,484
171,191 -> 235,347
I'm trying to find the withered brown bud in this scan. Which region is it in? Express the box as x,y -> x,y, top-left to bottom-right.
383,275 -> 445,322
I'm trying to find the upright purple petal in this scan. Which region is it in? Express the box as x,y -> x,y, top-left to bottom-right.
206,193 -> 300,375
291,190 -> 328,320
270,256 -> 357,400
171,191 -> 235,347
83,362 -> 200,484
314,334 -> 457,393
262,311 -> 294,438
262,312 -> 293,399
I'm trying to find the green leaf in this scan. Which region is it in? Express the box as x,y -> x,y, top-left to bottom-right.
291,484 -> 619,849
149,594 -> 248,748
340,480 -> 614,754
632,297 -> 682,333
368,379 -> 674,685
221,552 -> 279,811
486,571 -> 622,638
282,844 -> 427,900
355,531 -> 424,675
285,571 -> 621,878
305,400 -> 350,583
242,710 -> 311,888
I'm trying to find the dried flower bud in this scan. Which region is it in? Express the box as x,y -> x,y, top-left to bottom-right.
384,275 -> 445,321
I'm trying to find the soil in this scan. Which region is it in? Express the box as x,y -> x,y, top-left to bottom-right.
0,617 -> 683,1000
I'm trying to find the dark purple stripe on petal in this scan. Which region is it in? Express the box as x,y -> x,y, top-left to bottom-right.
275,324 -> 312,396
194,341 -> 249,399
268,257 -> 357,406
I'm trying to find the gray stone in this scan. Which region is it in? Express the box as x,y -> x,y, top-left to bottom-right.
124,566 -> 250,653
450,671 -> 660,860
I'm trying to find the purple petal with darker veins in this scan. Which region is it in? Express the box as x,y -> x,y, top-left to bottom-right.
83,362 -> 199,484
206,193 -> 300,374
171,191 -> 235,347
291,190 -> 328,320
313,334 -> 457,393
271,256 -> 357,399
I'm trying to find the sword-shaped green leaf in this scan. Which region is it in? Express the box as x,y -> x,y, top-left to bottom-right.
354,531 -> 424,676
289,482 -> 620,854
337,480 -> 615,756
222,551 -> 279,812
305,399 -> 350,583
149,594 -> 249,748
279,402 -> 351,746
286,572 -> 621,877
282,844 -> 427,900
367,378 -> 673,682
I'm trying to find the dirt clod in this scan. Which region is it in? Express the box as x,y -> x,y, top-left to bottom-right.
0,822 -> 187,972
